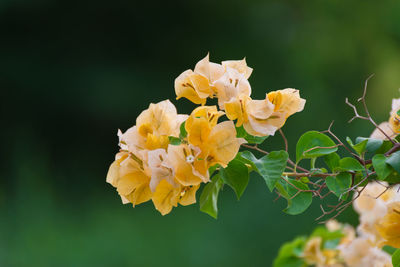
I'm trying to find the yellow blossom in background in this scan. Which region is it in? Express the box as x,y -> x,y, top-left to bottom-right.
353,182 -> 400,245
339,237 -> 392,267
370,97 -> 400,139
389,98 -> 400,134
370,122 -> 398,140
303,237 -> 326,266
376,202 -> 400,248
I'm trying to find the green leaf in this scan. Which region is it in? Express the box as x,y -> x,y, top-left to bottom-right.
296,131 -> 338,162
276,179 -> 313,215
234,152 -> 258,172
273,237 -> 306,267
208,164 -> 220,177
386,171 -> 400,185
179,121 -> 187,139
355,137 -> 384,154
392,249 -> 400,267
346,137 -> 368,155
337,157 -> 364,172
383,245 -> 397,255
310,226 -> 344,250
386,151 -> 400,174
373,154 -> 393,180
220,159 -> 249,200
397,110 -> 400,117
199,174 -> 224,219
324,153 -> 340,171
325,172 -> 352,199
241,151 -> 288,191
168,136 -> 181,145
376,140 -> 395,155
236,125 -> 268,144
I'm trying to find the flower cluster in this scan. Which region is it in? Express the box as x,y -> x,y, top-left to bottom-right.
353,182 -> 400,250
175,54 -> 305,136
371,97 -> 400,140
106,54 -> 305,215
276,182 -> 400,267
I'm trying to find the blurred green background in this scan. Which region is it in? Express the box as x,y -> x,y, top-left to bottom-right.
2,0 -> 400,266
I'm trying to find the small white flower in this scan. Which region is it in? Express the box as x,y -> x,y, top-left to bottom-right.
186,155 -> 195,163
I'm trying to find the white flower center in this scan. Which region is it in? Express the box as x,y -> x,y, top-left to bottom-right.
186,155 -> 195,163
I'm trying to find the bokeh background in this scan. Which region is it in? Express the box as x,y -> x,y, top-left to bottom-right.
2,0 -> 400,266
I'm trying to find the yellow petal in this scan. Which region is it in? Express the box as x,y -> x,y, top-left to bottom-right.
267,91 -> 283,112
175,70 -> 210,104
242,97 -> 285,136
206,121 -> 240,167
389,112 -> 400,134
224,97 -> 249,126
194,53 -> 225,83
148,148 -> 176,192
179,184 -> 200,206
376,202 -> 400,248
214,68 -> 251,109
145,134 -> 169,150
167,144 -> 203,186
124,182 -> 152,206
370,122 -> 397,140
185,106 -> 224,147
222,58 -> 253,79
152,179 -> 180,215
246,97 -> 274,120
106,152 -> 129,187
136,100 -> 178,137
268,88 -> 306,118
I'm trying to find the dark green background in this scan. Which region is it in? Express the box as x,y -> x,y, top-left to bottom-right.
2,0 -> 400,266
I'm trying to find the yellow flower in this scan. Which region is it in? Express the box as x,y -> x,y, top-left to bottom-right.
224,94 -> 251,127
214,67 -> 251,110
389,98 -> 400,134
340,237 -> 393,267
204,120 -> 244,167
119,100 -> 188,153
267,88 -> 306,119
185,106 -> 244,171
152,179 -> 200,215
185,106 -> 224,147
106,152 -> 152,207
376,202 -> 400,248
224,94 -> 286,137
370,98 -> 400,140
303,237 -> 326,266
243,96 -> 286,137
221,58 -> 253,79
224,89 -> 305,137
175,54 -> 225,104
147,148 -> 177,192
167,144 -> 205,185
370,122 -> 398,140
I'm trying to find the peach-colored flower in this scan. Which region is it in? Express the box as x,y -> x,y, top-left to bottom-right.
175,54 -> 225,104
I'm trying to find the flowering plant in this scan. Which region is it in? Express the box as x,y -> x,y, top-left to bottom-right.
106,55 -> 400,266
